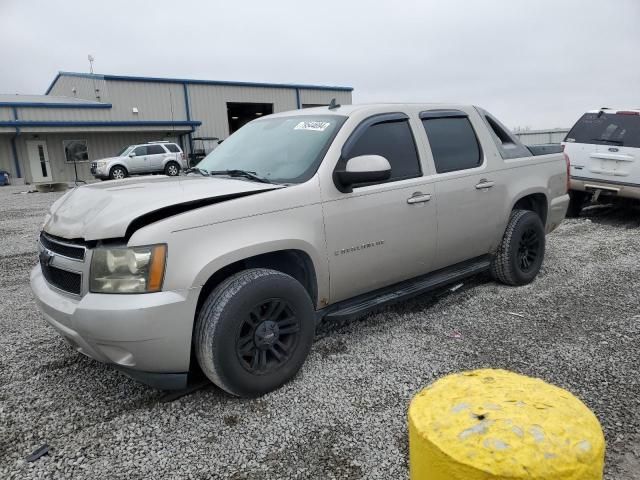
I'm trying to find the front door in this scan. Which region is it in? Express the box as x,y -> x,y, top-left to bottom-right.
128,145 -> 149,173
26,140 -> 53,183
321,115 -> 437,302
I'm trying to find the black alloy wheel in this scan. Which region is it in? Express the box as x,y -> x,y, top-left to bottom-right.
517,227 -> 540,272
236,298 -> 300,375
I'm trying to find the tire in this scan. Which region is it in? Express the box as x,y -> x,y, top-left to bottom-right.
164,161 -> 180,176
194,268 -> 315,397
566,190 -> 587,218
491,209 -> 545,286
109,165 -> 127,180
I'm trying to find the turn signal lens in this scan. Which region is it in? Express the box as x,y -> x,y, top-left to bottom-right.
147,244 -> 167,292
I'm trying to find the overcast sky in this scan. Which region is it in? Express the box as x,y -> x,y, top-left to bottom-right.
1,0 -> 639,129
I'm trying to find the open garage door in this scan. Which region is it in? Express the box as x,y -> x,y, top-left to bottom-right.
227,102 -> 273,134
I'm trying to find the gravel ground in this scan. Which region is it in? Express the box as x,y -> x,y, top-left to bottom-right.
0,184 -> 639,479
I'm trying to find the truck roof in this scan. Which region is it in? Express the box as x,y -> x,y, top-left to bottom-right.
271,103 -> 476,118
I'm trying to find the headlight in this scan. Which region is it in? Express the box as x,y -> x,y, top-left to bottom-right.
96,161 -> 107,168
90,244 -> 167,293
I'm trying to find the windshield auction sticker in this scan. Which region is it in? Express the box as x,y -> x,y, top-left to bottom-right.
294,121 -> 331,132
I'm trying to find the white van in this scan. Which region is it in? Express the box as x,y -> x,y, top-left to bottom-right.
563,108 -> 640,216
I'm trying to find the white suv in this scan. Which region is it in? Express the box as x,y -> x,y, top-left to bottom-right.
91,141 -> 187,180
563,108 -> 640,216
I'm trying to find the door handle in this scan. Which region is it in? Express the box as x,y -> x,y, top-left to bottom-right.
475,179 -> 495,190
407,193 -> 432,204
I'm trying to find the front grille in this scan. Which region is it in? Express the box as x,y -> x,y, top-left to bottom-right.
41,262 -> 82,295
40,233 -> 85,260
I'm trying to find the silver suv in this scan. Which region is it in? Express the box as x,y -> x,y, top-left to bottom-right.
32,104 -> 569,397
90,141 -> 187,180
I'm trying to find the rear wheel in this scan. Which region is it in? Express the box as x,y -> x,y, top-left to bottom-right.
566,190 -> 587,218
491,209 -> 545,286
194,268 -> 315,397
109,165 -> 127,180
164,161 -> 180,176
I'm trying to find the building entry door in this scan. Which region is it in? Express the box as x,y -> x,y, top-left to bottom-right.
26,140 -> 53,183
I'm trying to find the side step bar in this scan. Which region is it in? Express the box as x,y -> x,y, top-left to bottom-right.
319,256 -> 491,323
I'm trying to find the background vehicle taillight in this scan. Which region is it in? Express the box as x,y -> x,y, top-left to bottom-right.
562,146 -> 570,193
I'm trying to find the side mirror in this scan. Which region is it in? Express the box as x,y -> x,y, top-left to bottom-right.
128,152 -> 136,157
334,155 -> 391,192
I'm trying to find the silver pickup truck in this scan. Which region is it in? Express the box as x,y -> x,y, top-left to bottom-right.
31,103 -> 569,397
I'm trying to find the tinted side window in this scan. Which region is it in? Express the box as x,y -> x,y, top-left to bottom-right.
164,143 -> 180,153
566,113 -> 640,148
132,146 -> 147,156
422,117 -> 481,173
347,120 -> 420,181
147,145 -> 166,155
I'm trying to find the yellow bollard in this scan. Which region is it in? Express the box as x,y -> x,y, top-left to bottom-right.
408,369 -> 605,480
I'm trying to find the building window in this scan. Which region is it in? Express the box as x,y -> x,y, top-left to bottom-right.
63,140 -> 89,163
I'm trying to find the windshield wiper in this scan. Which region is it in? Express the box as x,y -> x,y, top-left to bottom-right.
591,138 -> 623,145
185,167 -> 209,176
209,169 -> 273,184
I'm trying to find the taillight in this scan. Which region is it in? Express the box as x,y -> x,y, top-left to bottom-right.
563,150 -> 570,193
616,110 -> 640,116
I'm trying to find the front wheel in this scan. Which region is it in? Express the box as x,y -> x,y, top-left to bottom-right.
109,166 -> 127,180
491,209 -> 545,286
194,269 -> 315,397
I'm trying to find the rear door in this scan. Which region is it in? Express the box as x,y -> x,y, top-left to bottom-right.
564,111 -> 640,186
146,144 -> 169,170
420,110 -> 503,269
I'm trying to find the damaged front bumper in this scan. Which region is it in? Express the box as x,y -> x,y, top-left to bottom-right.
30,265 -> 200,390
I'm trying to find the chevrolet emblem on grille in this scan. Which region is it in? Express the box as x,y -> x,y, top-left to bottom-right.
39,249 -> 55,267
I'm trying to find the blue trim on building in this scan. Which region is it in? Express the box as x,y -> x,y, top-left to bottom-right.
10,136 -> 21,178
0,120 -> 201,128
0,102 -> 112,109
295,89 -> 301,109
46,71 -> 354,94
182,83 -> 195,157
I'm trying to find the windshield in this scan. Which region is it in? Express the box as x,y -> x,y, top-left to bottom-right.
565,112 -> 640,148
196,115 -> 346,183
116,145 -> 134,157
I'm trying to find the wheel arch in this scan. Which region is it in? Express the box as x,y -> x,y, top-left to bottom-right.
109,162 -> 129,174
194,248 -> 319,318
511,191 -> 548,225
163,158 -> 180,168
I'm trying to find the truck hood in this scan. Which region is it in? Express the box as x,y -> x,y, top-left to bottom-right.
43,175 -> 281,241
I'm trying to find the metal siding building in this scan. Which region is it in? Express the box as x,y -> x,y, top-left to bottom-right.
514,129 -> 569,145
0,72 -> 353,184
